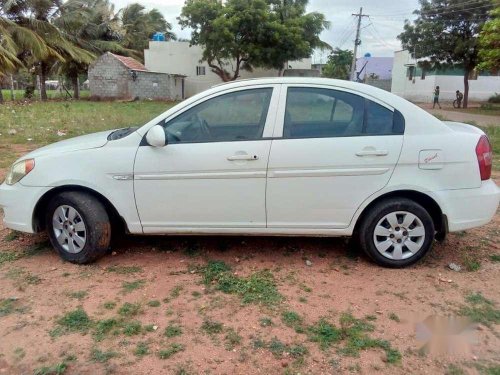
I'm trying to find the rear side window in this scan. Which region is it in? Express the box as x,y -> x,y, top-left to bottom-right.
283,87 -> 405,138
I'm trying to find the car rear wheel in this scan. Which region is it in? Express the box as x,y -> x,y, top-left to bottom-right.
46,191 -> 111,264
358,198 -> 435,267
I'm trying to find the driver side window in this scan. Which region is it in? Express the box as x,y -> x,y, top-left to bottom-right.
162,88 -> 273,144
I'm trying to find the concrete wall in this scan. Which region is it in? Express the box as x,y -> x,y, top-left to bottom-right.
144,41 -> 312,97
89,53 -> 130,99
89,53 -> 183,100
128,71 -> 183,100
391,50 -> 500,102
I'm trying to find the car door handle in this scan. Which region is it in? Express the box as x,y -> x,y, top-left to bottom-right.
355,150 -> 389,157
227,154 -> 259,161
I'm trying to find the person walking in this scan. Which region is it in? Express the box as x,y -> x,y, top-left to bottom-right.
455,90 -> 464,108
433,86 -> 441,109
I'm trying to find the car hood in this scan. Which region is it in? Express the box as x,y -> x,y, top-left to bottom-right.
23,130 -> 111,159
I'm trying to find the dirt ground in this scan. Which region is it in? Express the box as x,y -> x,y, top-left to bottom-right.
0,174 -> 499,375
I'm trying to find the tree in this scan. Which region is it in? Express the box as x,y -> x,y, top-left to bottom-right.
321,48 -> 353,79
478,6 -> 500,72
1,0 -> 94,100
398,0 -> 494,108
55,0 -> 131,98
120,3 -> 175,55
178,0 -> 329,81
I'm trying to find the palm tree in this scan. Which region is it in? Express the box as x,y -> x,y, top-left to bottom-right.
1,0 -> 94,100
55,0 -> 134,98
119,3 -> 176,57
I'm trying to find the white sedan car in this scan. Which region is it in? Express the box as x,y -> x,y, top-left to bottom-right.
1,78 -> 498,267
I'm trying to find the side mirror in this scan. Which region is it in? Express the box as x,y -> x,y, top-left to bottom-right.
146,125 -> 167,147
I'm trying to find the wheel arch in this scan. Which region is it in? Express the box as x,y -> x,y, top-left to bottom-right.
32,185 -> 127,233
353,190 -> 446,238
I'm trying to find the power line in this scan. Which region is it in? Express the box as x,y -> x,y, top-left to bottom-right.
370,0 -> 491,17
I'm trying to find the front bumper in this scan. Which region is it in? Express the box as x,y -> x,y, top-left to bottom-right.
0,182 -> 51,233
431,179 -> 500,232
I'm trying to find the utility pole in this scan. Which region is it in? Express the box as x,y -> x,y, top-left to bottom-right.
350,7 -> 369,81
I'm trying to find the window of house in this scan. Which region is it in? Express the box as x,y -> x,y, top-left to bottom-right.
283,87 -> 404,138
163,88 -> 273,143
196,66 -> 206,76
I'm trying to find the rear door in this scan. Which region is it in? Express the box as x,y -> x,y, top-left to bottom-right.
266,85 -> 404,229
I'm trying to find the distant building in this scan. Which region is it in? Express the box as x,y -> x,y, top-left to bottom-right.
391,50 -> 500,102
144,41 -> 313,97
88,52 -> 185,100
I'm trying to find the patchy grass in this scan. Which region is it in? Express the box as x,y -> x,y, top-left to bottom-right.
122,321 -> 142,336
201,260 -> 282,306
66,290 -> 88,300
147,300 -> 161,307
55,308 -> 92,334
118,302 -> 141,317
0,297 -> 27,316
253,337 -> 308,359
164,323 -> 183,338
93,318 -> 119,341
158,343 -> 185,359
34,361 -> 68,375
388,313 -> 400,322
224,328 -> 242,350
4,230 -> 20,242
106,265 -> 143,274
103,301 -> 117,310
259,317 -> 273,327
121,280 -> 146,293
201,319 -> 224,335
307,313 -> 401,364
459,292 -> 500,327
490,254 -> 500,262
134,342 -> 150,357
282,310 -> 305,333
90,348 -> 118,363
307,319 -> 341,349
0,251 -> 21,266
446,364 -> 466,375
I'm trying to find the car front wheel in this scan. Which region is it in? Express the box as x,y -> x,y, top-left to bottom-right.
358,198 -> 435,268
46,191 -> 111,264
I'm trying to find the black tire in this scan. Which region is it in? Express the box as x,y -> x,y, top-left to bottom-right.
46,191 -> 111,264
358,198 -> 435,268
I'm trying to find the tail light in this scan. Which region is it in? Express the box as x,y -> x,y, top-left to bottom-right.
476,135 -> 492,181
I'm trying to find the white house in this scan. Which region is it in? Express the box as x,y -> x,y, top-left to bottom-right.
144,41 -> 312,97
391,50 -> 500,102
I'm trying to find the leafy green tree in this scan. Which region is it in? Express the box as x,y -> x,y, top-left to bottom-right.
55,0 -> 132,98
179,0 -> 329,81
398,0 -> 494,108
321,48 -> 353,80
120,3 -> 175,55
1,0 -> 94,100
478,6 -> 500,72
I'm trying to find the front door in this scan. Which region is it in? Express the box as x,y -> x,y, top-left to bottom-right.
266,85 -> 405,229
134,86 -> 278,233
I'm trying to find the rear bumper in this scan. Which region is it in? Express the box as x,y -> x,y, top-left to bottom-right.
0,182 -> 50,233
431,179 -> 500,232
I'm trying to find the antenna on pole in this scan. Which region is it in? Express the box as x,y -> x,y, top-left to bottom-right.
350,7 -> 369,81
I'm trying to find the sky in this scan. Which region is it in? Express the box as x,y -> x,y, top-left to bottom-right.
110,0 -> 421,62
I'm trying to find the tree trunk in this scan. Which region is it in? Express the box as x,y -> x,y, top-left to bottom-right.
40,62 -> 48,101
0,89 -> 4,104
463,69 -> 469,109
72,74 -> 80,99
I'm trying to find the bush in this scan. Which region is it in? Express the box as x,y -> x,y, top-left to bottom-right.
488,93 -> 500,103
24,85 -> 35,99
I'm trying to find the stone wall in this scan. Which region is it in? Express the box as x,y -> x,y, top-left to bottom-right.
89,53 -> 130,99
89,53 -> 184,100
128,71 -> 183,100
